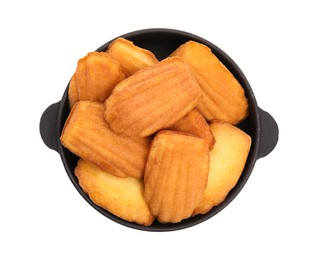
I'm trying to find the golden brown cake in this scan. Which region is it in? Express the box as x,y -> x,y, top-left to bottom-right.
106,37 -> 158,77
193,120 -> 251,215
67,74 -> 78,108
144,131 -> 209,223
60,101 -> 151,179
170,41 -> 248,125
167,108 -> 215,150
75,159 -> 154,226
104,57 -> 202,137
74,52 -> 125,103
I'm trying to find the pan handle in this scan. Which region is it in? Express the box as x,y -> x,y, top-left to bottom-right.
257,107 -> 279,159
39,101 -> 61,152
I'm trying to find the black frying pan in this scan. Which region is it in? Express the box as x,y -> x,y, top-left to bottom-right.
39,28 -> 279,231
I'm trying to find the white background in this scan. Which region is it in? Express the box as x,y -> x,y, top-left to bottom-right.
1,0 -> 322,259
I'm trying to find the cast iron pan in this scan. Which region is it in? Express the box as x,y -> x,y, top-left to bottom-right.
39,28 -> 279,231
